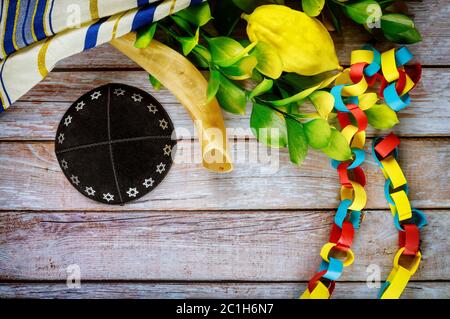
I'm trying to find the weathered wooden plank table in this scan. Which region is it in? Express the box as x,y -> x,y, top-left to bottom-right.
0,0 -> 449,298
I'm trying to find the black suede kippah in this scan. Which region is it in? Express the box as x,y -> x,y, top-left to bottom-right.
55,83 -> 176,205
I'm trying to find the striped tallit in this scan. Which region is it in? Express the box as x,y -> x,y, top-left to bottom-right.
0,0 -> 204,111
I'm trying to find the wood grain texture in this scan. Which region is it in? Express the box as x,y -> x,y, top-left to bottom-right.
0,211 -> 448,281
53,0 -> 450,68
1,68 -> 448,140
0,282 -> 448,299
0,139 -> 448,211
0,0 -> 448,299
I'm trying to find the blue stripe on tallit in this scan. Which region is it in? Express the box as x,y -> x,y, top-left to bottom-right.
23,0 -> 37,46
48,0 -> 55,34
4,0 -> 19,55
131,5 -> 156,31
21,0 -> 32,46
0,56 -> 12,106
137,0 -> 149,6
15,0 -> 28,48
33,0 -> 47,40
0,0 -> 3,56
83,17 -> 108,51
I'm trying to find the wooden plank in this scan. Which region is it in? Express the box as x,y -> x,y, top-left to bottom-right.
2,68 -> 448,140
0,282 -> 447,299
0,210 -> 447,281
0,139 -> 448,211
54,0 -> 450,68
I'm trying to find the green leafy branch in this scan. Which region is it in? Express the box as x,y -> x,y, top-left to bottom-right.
302,0 -> 421,44
134,1 -> 403,167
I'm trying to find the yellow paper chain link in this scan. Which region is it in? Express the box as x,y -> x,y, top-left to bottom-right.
373,135 -> 425,299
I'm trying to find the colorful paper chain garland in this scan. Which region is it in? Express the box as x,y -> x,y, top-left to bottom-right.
300,46 -> 424,299
372,133 -> 427,299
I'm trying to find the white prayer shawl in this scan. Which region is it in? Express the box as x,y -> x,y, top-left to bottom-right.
0,0 -> 204,111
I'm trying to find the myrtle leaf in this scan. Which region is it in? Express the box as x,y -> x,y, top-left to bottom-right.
286,117 -> 309,165
176,28 -> 200,56
281,71 -> 338,91
134,23 -> 157,49
175,2 -> 212,27
266,73 -> 340,106
216,74 -> 247,114
207,69 -> 221,103
148,73 -> 162,90
381,13 -> 422,44
250,103 -> 288,148
171,15 -> 193,35
192,45 -> 212,64
304,118 -> 331,149
221,55 -> 258,80
343,0 -> 381,25
249,78 -> 274,100
321,127 -> 352,161
302,0 -> 325,17
365,103 -> 399,129
207,37 -> 257,67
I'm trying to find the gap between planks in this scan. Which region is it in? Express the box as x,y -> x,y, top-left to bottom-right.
0,281 -> 448,299
0,210 -> 447,281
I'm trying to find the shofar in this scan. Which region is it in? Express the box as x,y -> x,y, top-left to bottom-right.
111,33 -> 233,173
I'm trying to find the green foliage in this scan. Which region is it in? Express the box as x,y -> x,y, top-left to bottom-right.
148,74 -> 162,90
221,55 -> 258,80
134,23 -> 157,48
171,15 -> 193,35
286,117 -> 308,165
280,71 -> 339,92
342,0 -> 421,43
216,74 -> 247,115
174,2 -> 212,27
250,103 -> 288,148
299,0 -> 422,44
206,69 -> 221,103
302,0 -> 325,17
207,37 -> 257,67
132,0 -> 418,169
266,73 -> 339,106
342,0 -> 380,24
381,13 -> 422,44
249,78 -> 274,100
251,42 -> 283,79
176,28 -> 199,55
192,45 -> 211,65
365,103 -> 399,129
304,118 -> 331,149
321,127 -> 352,161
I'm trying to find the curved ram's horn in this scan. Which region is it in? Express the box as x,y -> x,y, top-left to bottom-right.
111,33 -> 233,173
